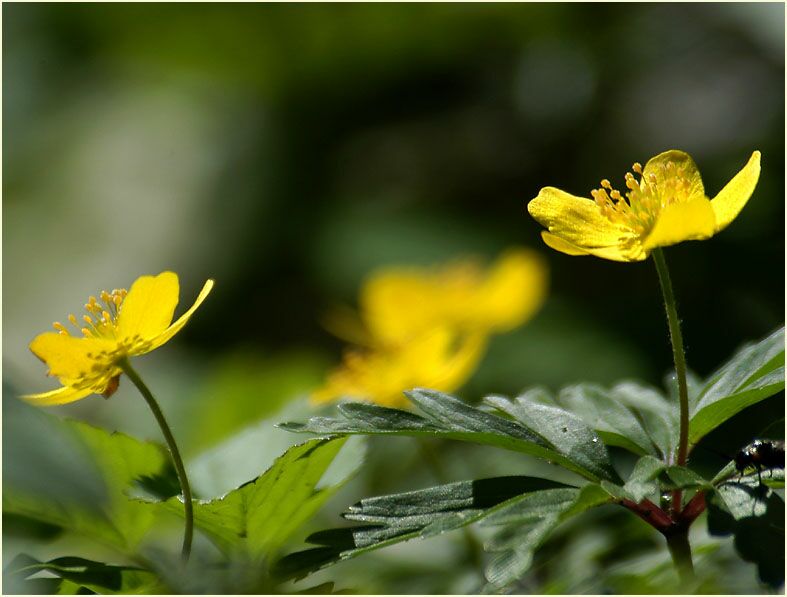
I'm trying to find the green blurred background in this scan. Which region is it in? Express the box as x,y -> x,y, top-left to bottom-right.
3,3 -> 784,593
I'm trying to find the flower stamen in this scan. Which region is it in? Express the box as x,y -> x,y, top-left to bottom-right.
592,160 -> 696,236
54,288 -> 129,339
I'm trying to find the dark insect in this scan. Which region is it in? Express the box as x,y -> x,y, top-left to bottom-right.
734,439 -> 785,484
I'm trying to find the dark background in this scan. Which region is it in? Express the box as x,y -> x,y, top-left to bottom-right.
3,4 -> 784,592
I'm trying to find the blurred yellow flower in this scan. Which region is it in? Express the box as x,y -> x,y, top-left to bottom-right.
313,248 -> 548,406
528,150 -> 761,262
312,328 -> 487,408
24,272 -> 214,406
360,248 -> 547,345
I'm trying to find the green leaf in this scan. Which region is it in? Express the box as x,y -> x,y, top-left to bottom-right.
622,455 -> 666,502
608,382 -> 678,461
282,389 -> 618,482
345,476 -> 572,543
660,466 -> 709,490
3,554 -> 162,594
3,419 -> 168,551
483,391 -> 619,483
274,477 -> 613,583
690,327 -> 785,445
155,437 -> 364,560
554,383 -> 658,456
707,476 -> 785,588
482,483 -> 613,588
2,397 -> 107,513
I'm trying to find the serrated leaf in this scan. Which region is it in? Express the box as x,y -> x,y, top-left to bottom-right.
155,437 -> 363,560
3,554 -> 162,594
484,392 -> 619,483
482,483 -> 613,588
483,516 -> 559,588
279,402 -> 439,436
690,327 -> 785,445
3,419 -> 168,551
343,476 -> 572,547
405,388 -> 545,446
274,476 -> 611,582
283,389 -> 617,482
555,383 -> 657,456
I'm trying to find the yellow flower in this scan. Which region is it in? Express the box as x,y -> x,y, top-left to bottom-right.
312,327 -> 487,408
313,248 -> 548,406
24,272 -> 214,406
346,248 -> 547,347
527,150 -> 761,262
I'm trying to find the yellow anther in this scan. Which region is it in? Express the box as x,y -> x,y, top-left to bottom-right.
83,314 -> 93,324
81,327 -> 92,336
53,322 -> 68,333
600,179 -> 612,189
113,294 -> 123,307
68,314 -> 78,326
100,290 -> 111,303
102,310 -> 112,322
610,190 -> 622,200
632,162 -> 642,174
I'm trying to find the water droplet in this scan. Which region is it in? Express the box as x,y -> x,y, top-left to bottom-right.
591,437 -> 599,443
660,492 -> 673,508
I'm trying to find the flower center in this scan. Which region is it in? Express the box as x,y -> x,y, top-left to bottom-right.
590,160 -> 694,235
52,288 -> 127,339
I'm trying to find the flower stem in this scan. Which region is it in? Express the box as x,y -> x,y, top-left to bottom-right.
119,359 -> 193,562
666,529 -> 695,585
651,248 -> 690,469
652,249 -> 695,579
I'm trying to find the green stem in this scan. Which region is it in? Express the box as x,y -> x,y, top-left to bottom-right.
652,249 -> 690,469
119,359 -> 193,562
666,529 -> 695,585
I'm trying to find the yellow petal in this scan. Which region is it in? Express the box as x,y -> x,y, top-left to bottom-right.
144,279 -> 214,352
541,231 -> 588,256
423,330 -> 487,393
117,272 -> 180,342
470,249 -> 548,332
21,384 -> 95,406
312,328 -> 486,408
528,187 -> 631,249
541,232 -> 643,262
710,150 -> 761,232
642,196 -> 716,252
29,333 -> 114,380
360,269 -> 440,345
641,150 -> 705,203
